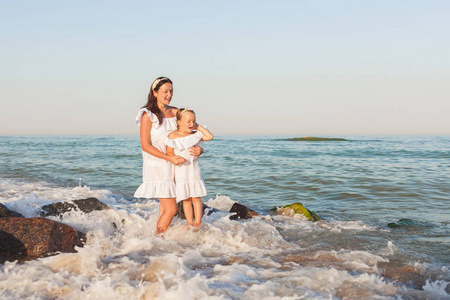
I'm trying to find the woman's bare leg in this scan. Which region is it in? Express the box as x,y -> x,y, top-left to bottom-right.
157,203 -> 164,223
156,198 -> 177,234
192,197 -> 203,226
182,198 -> 194,226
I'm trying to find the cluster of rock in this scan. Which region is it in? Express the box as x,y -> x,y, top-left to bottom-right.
176,202 -> 261,220
1,197 -> 323,264
177,201 -> 320,222
0,198 -> 108,264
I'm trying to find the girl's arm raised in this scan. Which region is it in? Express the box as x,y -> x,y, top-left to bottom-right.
195,124 -> 214,141
140,113 -> 185,165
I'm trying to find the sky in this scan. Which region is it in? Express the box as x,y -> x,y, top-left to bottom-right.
1,0 -> 449,136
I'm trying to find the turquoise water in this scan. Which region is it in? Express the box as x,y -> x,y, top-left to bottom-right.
0,135 -> 449,299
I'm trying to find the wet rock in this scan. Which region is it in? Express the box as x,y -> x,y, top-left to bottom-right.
0,217 -> 86,263
335,281 -> 373,299
0,203 -> 24,218
41,197 -> 109,218
176,202 -> 218,219
379,261 -> 426,290
273,202 -> 320,222
229,203 -> 259,220
0,230 -> 28,263
387,218 -> 427,229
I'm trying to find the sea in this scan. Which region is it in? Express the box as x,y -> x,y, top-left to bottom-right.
0,135 -> 449,299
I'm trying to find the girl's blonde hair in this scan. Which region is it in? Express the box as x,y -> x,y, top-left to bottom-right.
176,108 -> 195,121
176,108 -> 195,129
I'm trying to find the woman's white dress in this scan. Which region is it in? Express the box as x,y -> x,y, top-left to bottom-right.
134,108 -> 177,199
165,131 -> 207,202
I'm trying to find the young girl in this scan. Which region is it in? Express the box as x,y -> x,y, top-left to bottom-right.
165,108 -> 213,227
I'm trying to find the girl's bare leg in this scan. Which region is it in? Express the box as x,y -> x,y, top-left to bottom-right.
156,198 -> 177,234
192,197 -> 203,226
183,198 -> 194,226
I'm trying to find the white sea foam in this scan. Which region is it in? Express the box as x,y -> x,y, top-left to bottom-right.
422,280 -> 450,299
414,262 -> 450,278
205,194 -> 236,211
319,219 -> 377,232
272,215 -> 376,235
0,177 -> 115,218
377,241 -> 399,256
0,178 -> 448,299
312,249 -> 388,274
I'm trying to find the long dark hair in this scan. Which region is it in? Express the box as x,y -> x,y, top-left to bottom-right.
142,77 -> 173,124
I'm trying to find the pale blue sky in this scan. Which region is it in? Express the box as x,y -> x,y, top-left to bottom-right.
1,0 -> 449,135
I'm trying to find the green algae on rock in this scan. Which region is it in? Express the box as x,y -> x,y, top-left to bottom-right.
274,202 -> 320,222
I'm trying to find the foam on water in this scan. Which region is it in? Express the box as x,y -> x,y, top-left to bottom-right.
0,178 -> 116,218
205,194 -> 236,211
1,177 -> 449,299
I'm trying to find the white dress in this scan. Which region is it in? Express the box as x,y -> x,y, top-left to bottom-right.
134,108 -> 177,199
164,131 -> 207,202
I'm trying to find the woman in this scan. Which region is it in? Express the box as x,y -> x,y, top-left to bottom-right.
134,77 -> 203,234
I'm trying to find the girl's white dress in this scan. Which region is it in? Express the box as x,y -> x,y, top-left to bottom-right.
134,108 -> 177,199
164,131 -> 207,202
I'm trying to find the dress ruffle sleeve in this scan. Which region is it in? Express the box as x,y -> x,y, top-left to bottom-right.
135,108 -> 159,125
164,131 -> 204,150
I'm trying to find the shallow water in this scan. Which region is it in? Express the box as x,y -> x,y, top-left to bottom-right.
0,135 -> 449,299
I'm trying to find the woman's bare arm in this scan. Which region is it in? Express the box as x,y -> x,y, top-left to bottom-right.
140,113 -> 185,165
189,145 -> 204,160
166,145 -> 175,157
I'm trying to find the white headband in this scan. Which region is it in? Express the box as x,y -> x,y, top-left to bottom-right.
151,77 -> 170,90
180,108 -> 194,115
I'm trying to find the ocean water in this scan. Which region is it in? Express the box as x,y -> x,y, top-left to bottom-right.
0,135 -> 449,299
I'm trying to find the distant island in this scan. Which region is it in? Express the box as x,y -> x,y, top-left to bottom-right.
283,136 -> 349,142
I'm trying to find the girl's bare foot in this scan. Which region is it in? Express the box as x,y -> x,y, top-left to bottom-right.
193,223 -> 203,231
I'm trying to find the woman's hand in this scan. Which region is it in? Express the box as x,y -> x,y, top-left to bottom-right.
169,155 -> 186,165
189,145 -> 204,161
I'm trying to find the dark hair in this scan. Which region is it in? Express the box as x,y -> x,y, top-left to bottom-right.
142,77 -> 173,124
